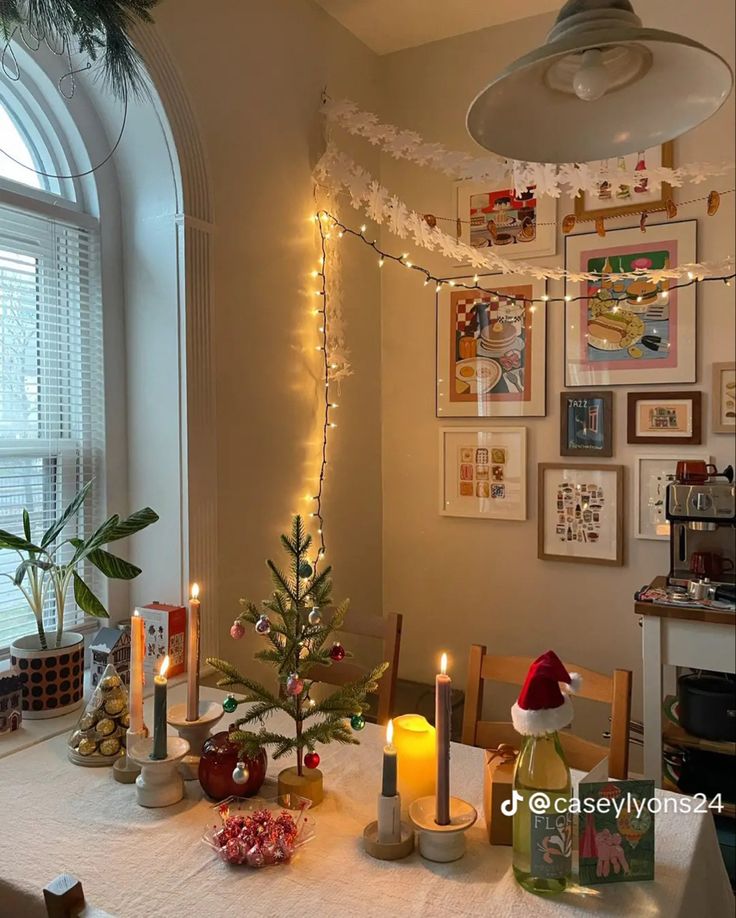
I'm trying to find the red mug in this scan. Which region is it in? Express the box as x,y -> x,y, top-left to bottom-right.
691,552 -> 735,578
676,461 -> 717,484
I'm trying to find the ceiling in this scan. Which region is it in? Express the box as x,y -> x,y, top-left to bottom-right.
314,0 -> 561,55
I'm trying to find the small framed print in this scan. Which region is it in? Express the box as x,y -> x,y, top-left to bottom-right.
574,142 -> 674,220
712,362 -> 736,434
627,391 -> 702,444
439,427 -> 526,521
560,391 -> 613,457
456,181 -> 556,260
634,453 -> 712,540
538,464 -> 624,566
436,275 -> 547,418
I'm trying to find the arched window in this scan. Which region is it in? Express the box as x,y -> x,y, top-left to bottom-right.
0,80 -> 105,652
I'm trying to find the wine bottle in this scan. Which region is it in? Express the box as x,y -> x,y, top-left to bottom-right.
512,731 -> 572,895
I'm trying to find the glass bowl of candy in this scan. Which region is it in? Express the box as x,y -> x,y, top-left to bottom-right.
203,793 -> 316,867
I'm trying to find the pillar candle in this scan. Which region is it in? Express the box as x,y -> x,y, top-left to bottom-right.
129,611 -> 145,734
392,714 -> 436,807
186,583 -> 201,722
152,655 -> 170,760
436,653 -> 451,826
381,719 -> 397,797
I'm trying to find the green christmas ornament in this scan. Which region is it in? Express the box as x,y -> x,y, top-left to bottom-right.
222,694 -> 238,714
350,714 -> 366,732
298,561 -> 313,579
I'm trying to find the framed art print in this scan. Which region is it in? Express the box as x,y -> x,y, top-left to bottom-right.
627,391 -> 702,444
564,221 -> 696,387
538,463 -> 624,566
634,453 -> 712,540
574,142 -> 674,220
560,391 -> 613,457
436,276 -> 547,418
456,181 -> 556,260
439,427 -> 527,521
712,362 -> 736,434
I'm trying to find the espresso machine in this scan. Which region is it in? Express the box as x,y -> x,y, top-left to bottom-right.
666,473 -> 736,604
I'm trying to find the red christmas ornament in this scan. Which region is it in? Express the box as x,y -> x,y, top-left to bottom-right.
329,642 -> 345,662
304,752 -> 320,769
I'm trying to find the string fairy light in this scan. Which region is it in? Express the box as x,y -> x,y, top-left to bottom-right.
315,210 -> 735,307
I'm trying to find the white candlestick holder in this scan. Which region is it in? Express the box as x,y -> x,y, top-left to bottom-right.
112,727 -> 148,784
409,795 -> 477,863
166,701 -> 223,780
363,793 -> 415,861
129,737 -> 189,808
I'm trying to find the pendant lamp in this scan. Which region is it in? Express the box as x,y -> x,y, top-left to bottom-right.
467,0 -> 733,163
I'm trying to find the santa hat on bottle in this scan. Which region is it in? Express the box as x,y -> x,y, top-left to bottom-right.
511,650 -> 582,736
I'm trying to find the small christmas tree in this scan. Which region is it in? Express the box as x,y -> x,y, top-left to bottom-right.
207,516 -> 387,802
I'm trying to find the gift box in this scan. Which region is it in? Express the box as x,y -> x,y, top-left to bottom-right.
482,744 -> 518,846
136,603 -> 186,677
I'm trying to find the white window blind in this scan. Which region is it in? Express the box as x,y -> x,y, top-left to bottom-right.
0,201 -> 105,651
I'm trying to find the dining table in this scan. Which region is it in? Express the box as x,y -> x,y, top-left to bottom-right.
0,682 -> 733,918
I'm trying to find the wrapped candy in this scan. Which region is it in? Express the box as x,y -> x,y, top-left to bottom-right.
67,663 -> 130,767
203,796 -> 314,868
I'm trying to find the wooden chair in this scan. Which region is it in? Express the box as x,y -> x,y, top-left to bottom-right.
461,645 -> 632,779
308,611 -> 402,725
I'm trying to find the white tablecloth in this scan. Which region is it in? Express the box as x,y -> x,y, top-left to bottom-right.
0,684 -> 732,918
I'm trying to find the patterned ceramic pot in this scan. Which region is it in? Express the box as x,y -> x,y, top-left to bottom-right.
10,632 -> 85,719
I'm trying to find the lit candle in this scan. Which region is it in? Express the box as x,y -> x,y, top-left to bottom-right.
129,611 -> 145,735
392,714 -> 436,807
186,583 -> 201,722
436,652 -> 451,826
382,719 -> 397,798
152,655 -> 170,760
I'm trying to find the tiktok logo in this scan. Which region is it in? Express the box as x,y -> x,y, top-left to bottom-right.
502,791 -> 553,816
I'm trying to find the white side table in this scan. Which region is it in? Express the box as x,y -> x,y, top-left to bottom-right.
636,577 -> 736,786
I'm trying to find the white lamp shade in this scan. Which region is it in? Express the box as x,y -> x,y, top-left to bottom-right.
467,5 -> 733,163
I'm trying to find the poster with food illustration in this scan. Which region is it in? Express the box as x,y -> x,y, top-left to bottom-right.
539,464 -> 623,565
437,277 -> 546,417
578,780 -> 655,885
456,181 -> 556,259
564,222 -> 696,387
574,142 -> 673,219
713,362 -> 736,433
440,427 -> 526,520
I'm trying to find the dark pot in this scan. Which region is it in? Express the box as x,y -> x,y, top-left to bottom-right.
198,729 -> 267,800
678,673 -> 736,742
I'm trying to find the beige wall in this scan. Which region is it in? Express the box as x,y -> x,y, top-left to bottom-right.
151,0 -> 384,675
378,0 -> 736,729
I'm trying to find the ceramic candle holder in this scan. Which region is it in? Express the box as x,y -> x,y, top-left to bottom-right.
409,795 -> 477,863
166,701 -> 223,780
129,736 -> 189,808
112,727 -> 148,784
363,793 -> 415,861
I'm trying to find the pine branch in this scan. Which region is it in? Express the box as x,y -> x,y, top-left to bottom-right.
206,658 -> 283,708
267,560 -> 298,604
233,700 -> 282,725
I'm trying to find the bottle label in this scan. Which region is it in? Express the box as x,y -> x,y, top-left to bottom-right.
530,810 -> 573,879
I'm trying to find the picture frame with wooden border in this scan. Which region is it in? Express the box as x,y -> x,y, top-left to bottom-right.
560,391 -> 614,457
712,362 -> 736,434
538,463 -> 624,566
627,391 -> 702,445
573,142 -> 674,221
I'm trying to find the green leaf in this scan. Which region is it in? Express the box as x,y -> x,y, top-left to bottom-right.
14,558 -> 50,586
0,529 -> 42,553
99,507 -> 159,544
84,547 -> 142,580
22,509 -> 31,542
72,571 -> 108,618
41,480 -> 94,548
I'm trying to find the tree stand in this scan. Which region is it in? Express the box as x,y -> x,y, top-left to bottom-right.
278,766 -> 324,807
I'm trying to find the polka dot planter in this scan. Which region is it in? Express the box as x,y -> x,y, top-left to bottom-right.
10,632 -> 85,720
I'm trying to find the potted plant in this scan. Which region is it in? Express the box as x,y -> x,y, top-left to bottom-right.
0,481 -> 158,719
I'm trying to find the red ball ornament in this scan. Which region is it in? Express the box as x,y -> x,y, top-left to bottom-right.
230,620 -> 245,640
329,642 -> 345,662
304,752 -> 320,769
198,730 -> 268,799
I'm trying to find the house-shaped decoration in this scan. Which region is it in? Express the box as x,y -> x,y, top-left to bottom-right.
0,675 -> 22,735
89,628 -> 132,689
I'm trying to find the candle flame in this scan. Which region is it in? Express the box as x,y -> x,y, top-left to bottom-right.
386,719 -> 394,745
159,655 -> 170,678
440,653 -> 448,675
191,582 -> 200,600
